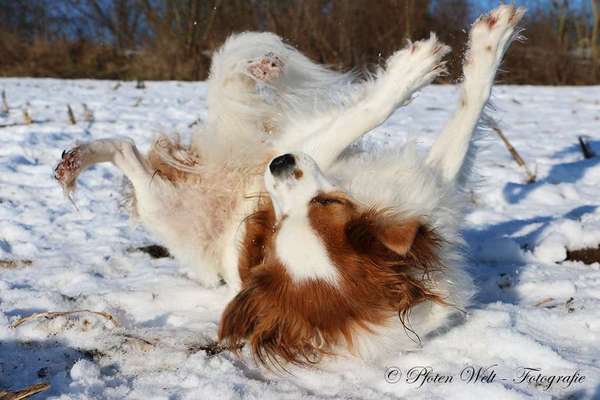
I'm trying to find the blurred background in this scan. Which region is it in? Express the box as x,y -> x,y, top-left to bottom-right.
1,0 -> 598,85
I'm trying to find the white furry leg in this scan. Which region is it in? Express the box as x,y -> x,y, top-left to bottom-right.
295,34 -> 450,170
54,139 -> 229,288
54,138 -> 153,197
426,5 -> 525,183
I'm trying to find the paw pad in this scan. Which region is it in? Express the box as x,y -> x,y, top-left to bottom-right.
247,52 -> 284,81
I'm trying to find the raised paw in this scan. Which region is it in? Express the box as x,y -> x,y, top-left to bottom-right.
247,52 -> 284,82
386,34 -> 451,92
54,146 -> 82,194
468,5 -> 526,65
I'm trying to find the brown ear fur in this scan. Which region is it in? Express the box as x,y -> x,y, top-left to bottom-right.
237,197 -> 275,284
376,219 -> 420,256
345,210 -> 447,323
219,267 -> 334,369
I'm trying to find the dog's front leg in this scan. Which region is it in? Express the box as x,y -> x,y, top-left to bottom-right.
289,35 -> 449,170
426,5 -> 525,183
55,138 -> 154,197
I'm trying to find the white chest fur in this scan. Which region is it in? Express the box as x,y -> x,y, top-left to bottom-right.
275,214 -> 339,286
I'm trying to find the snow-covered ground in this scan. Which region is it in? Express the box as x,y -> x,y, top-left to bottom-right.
0,78 -> 599,399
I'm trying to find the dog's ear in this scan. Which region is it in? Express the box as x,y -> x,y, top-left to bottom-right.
347,212 -> 421,258
375,219 -> 420,256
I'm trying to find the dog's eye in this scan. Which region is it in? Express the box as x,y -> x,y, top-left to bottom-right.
311,196 -> 344,206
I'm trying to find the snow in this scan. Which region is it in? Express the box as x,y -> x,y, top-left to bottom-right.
1,78 -> 600,399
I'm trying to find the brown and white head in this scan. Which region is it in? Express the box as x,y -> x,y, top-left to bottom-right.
219,152 -> 448,368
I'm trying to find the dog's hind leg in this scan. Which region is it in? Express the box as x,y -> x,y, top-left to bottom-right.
55,139 -> 227,287
55,138 -> 155,198
282,35 -> 450,170
426,5 -> 525,184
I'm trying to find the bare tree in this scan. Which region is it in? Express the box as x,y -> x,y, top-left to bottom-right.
593,0 -> 600,66
553,0 -> 571,50
68,0 -> 143,50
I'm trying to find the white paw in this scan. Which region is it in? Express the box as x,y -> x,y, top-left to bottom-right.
247,52 -> 284,82
468,5 -> 526,65
386,34 -> 451,91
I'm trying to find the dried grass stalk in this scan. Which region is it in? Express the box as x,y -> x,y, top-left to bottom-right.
0,259 -> 33,269
492,126 -> 536,183
533,297 -> 554,307
67,105 -> 77,125
22,109 -> 32,125
1,90 -> 9,114
578,136 -> 596,159
0,382 -> 50,400
10,309 -> 119,329
82,103 -> 94,122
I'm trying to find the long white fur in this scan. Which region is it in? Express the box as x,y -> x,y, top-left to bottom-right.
264,5 -> 525,360
192,31 -> 355,161
57,30 -> 447,289
276,216 -> 340,287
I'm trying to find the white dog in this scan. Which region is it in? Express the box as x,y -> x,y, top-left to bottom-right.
55,28 -> 449,288
217,6 -> 525,365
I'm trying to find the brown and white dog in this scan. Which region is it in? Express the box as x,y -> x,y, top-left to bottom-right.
218,6 -> 525,366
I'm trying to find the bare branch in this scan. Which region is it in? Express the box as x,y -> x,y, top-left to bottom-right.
578,135 -> 596,159
10,309 -> 119,329
0,382 -> 50,400
1,90 -> 9,114
492,126 -> 537,184
67,104 -> 77,125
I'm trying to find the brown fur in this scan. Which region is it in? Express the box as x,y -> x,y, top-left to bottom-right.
237,196 -> 276,284
219,191 -> 446,368
293,169 -> 304,179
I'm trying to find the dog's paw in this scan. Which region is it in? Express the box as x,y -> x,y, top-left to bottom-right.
247,52 -> 284,82
54,146 -> 83,194
467,5 -> 526,66
386,34 -> 451,91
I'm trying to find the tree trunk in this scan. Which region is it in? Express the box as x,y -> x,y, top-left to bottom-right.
593,0 -> 600,80
593,0 -> 599,60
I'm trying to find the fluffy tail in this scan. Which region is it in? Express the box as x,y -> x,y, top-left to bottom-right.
426,5 -> 525,184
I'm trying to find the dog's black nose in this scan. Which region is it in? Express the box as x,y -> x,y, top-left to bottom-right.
269,153 -> 295,175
